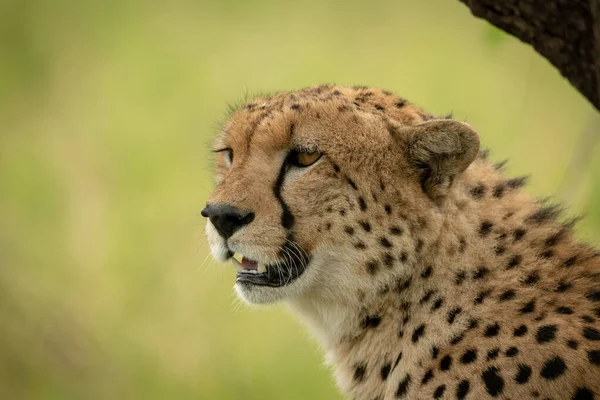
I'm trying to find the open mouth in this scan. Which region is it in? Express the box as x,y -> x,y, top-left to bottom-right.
230,244 -> 310,288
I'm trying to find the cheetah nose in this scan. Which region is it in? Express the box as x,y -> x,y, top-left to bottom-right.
201,203 -> 255,240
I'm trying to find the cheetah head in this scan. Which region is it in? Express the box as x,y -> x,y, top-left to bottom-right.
203,85 -> 479,305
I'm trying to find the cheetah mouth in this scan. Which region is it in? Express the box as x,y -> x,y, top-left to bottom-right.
230,243 -> 311,288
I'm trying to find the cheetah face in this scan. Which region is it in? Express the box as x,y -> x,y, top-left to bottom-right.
203,86 -> 479,305
202,113 -> 359,304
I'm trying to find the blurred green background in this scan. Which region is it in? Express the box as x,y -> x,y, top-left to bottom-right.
0,0 -> 598,399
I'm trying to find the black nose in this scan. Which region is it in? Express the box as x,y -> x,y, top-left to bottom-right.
201,203 -> 255,239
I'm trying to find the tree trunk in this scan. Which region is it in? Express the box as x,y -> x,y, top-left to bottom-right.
459,0 -> 600,111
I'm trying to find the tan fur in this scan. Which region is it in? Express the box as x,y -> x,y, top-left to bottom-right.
204,85 -> 600,399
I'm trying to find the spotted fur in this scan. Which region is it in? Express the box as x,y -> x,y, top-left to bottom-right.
204,85 -> 600,399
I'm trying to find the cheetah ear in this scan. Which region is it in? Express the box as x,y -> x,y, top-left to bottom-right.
401,119 -> 480,203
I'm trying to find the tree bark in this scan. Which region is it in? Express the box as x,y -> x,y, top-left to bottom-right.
459,0 -> 600,111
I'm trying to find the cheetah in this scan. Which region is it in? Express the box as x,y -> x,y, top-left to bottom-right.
202,85 -> 600,399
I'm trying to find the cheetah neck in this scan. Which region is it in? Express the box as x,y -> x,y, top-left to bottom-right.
288,158 -> 599,399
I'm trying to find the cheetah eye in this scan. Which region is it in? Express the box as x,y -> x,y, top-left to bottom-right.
214,148 -> 233,167
289,150 -> 322,168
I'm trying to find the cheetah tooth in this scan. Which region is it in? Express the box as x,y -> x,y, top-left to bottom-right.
231,257 -> 245,272
258,263 -> 267,273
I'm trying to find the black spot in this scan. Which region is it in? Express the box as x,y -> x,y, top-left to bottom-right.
493,184 -> 505,198
514,325 -> 528,337
506,255 -> 522,269
513,228 -> 527,241
345,226 -> 355,235
384,204 -> 392,214
523,272 -> 540,285
325,222 -> 332,231
508,176 -> 528,188
520,300 -> 536,314
366,260 -> 379,275
450,332 -> 465,345
396,374 -> 411,398
412,324 -> 425,343
461,349 -> 477,364
431,298 -> 444,311
487,348 -> 500,360
354,241 -> 367,250
556,281 -> 573,292
527,205 -> 561,225
359,221 -> 371,232
374,104 -> 385,111
363,315 -> 381,329
390,226 -> 403,235
556,306 -> 574,314
470,183 -> 486,199
440,355 -> 452,371
499,289 -> 516,301
431,346 -> 439,359
515,364 -> 531,384
290,103 -> 301,110
586,290 -> 600,302
421,369 -> 434,385
588,350 -> 600,365
467,318 -> 479,329
339,209 -> 346,216
347,178 -> 358,190
535,313 -> 547,322
473,266 -> 489,280
358,197 -> 367,211
563,256 -> 577,267
540,249 -> 554,258
595,307 -> 600,317
455,271 -> 467,285
447,307 -> 462,324
397,277 -> 411,293
353,363 -> 367,382
400,252 -> 408,263
420,290 -> 435,304
480,221 -> 493,237
474,289 -> 492,304
484,323 -> 500,337
583,327 -> 600,341
392,352 -> 403,370
582,315 -> 596,323
567,340 -> 579,349
433,384 -> 446,399
456,380 -> 470,400
573,387 -> 594,400
459,238 -> 467,253
395,100 -> 406,108
536,325 -> 557,343
540,356 -> 567,380
495,246 -> 506,255
380,363 -> 391,381
383,252 -> 395,268
379,237 -> 393,248
415,239 -> 424,253
332,163 -> 340,173
482,366 -> 504,397
505,347 -> 519,357
421,266 -> 433,279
